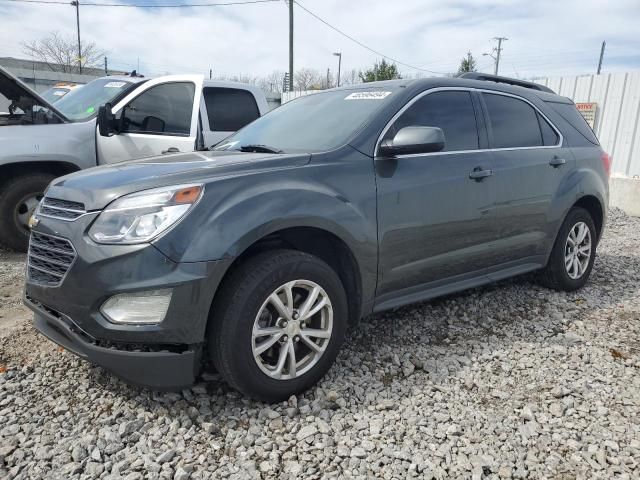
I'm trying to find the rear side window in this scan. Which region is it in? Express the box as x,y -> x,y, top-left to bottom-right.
483,93 -> 544,148
385,90 -> 479,151
537,112 -> 560,146
547,102 -> 599,145
121,82 -> 195,136
204,87 -> 260,132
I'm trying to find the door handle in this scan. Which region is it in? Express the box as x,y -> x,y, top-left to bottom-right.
162,147 -> 180,154
469,167 -> 493,181
549,156 -> 566,167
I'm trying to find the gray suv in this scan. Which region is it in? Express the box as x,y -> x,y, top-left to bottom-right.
24,73 -> 609,402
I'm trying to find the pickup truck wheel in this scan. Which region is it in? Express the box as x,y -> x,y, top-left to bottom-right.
209,250 -> 348,402
539,207 -> 597,291
0,173 -> 55,252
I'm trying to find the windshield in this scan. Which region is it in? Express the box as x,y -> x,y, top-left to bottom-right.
214,88 -> 397,153
55,78 -> 134,121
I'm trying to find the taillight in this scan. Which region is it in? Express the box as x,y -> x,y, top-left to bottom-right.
601,151 -> 612,177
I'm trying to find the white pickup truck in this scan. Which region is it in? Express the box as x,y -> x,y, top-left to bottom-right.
0,68 -> 269,250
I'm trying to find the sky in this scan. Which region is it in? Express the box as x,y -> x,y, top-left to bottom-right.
1,0 -> 639,83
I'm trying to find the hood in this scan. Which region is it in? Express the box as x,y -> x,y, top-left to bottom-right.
46,150 -> 311,210
0,66 -> 68,121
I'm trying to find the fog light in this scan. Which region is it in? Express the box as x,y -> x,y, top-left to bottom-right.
101,289 -> 172,325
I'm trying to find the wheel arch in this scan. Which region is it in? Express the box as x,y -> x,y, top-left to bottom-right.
0,161 -> 80,187
206,225 -> 364,336
573,194 -> 604,241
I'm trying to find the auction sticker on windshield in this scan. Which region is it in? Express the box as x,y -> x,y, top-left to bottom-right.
345,91 -> 392,100
104,81 -> 126,88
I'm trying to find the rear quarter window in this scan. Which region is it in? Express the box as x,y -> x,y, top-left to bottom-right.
546,102 -> 599,145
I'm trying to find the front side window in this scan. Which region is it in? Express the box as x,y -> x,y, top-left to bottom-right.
384,91 -> 479,152
121,82 -> 195,136
483,93 -> 545,148
204,87 -> 260,132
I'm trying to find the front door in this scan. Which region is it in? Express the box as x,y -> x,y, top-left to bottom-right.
479,91 -> 574,274
375,89 -> 496,306
97,75 -> 203,164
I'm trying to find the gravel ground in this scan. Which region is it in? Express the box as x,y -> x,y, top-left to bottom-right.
1,209 -> 639,480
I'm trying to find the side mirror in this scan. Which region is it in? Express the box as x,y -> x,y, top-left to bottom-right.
97,103 -> 117,137
379,126 -> 445,156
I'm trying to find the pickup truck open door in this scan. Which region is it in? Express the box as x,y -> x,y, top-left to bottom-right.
97,75 -> 204,164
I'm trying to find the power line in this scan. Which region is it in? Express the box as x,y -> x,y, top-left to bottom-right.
293,0 -> 446,75
4,0 -> 280,7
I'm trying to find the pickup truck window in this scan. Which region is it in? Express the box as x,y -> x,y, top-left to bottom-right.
120,82 -> 195,136
215,88 -> 397,153
204,87 -> 260,132
55,78 -> 134,121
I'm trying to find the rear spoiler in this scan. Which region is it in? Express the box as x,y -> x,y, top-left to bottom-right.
458,72 -> 555,94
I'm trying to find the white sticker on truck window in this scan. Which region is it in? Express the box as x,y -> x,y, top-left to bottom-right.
345,91 -> 392,100
104,81 -> 126,88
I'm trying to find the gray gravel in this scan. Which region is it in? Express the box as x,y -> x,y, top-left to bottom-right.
1,209 -> 639,479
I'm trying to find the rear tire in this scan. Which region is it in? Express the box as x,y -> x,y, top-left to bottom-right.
209,249 -> 348,402
538,207 -> 597,291
0,173 -> 55,252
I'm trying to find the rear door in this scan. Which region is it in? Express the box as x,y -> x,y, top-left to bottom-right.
96,75 -> 203,164
375,89 -> 496,306
201,87 -> 262,147
480,91 -> 573,275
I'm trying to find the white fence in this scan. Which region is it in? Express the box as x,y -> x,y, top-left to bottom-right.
282,72 -> 640,177
535,72 -> 640,177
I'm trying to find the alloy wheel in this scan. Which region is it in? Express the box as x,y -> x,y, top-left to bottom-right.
252,280 -> 333,380
564,221 -> 592,280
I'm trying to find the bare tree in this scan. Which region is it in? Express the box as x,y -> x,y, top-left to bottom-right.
22,32 -> 104,74
257,70 -> 286,93
294,68 -> 321,91
340,68 -> 361,86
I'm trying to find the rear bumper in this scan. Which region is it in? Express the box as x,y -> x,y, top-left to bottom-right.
26,295 -> 199,390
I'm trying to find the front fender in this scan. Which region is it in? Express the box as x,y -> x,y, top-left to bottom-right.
0,121 -> 97,170
153,152 -> 378,304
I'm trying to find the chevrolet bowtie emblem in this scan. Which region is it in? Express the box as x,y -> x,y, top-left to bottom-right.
28,215 -> 40,229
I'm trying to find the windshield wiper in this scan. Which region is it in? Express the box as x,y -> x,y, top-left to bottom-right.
238,144 -> 283,154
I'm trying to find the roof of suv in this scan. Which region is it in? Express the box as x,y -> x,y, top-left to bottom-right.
332,73 -> 573,105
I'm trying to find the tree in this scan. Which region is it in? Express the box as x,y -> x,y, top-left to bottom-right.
457,51 -> 477,75
340,68 -> 361,86
294,68 -> 321,91
359,59 -> 401,82
22,32 -> 104,74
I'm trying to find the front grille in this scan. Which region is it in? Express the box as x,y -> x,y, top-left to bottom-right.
27,232 -> 76,286
39,197 -> 86,221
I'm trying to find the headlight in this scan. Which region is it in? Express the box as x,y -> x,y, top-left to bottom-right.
89,184 -> 203,244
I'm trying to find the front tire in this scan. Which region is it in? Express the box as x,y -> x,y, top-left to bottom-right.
0,173 -> 55,252
209,250 -> 348,402
539,207 -> 597,291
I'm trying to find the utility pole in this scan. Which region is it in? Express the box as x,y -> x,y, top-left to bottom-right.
333,52 -> 342,87
597,41 -> 606,74
71,1 -> 82,74
104,56 -> 108,75
288,0 -> 294,92
209,68 -> 212,79
493,37 -> 507,75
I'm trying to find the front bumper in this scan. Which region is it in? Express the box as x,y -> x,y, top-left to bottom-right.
26,296 -> 199,390
24,215 -> 232,389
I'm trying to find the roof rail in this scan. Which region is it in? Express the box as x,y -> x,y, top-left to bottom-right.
458,72 -> 555,94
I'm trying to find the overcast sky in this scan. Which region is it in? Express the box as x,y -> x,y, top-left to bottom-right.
1,0 -> 639,81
